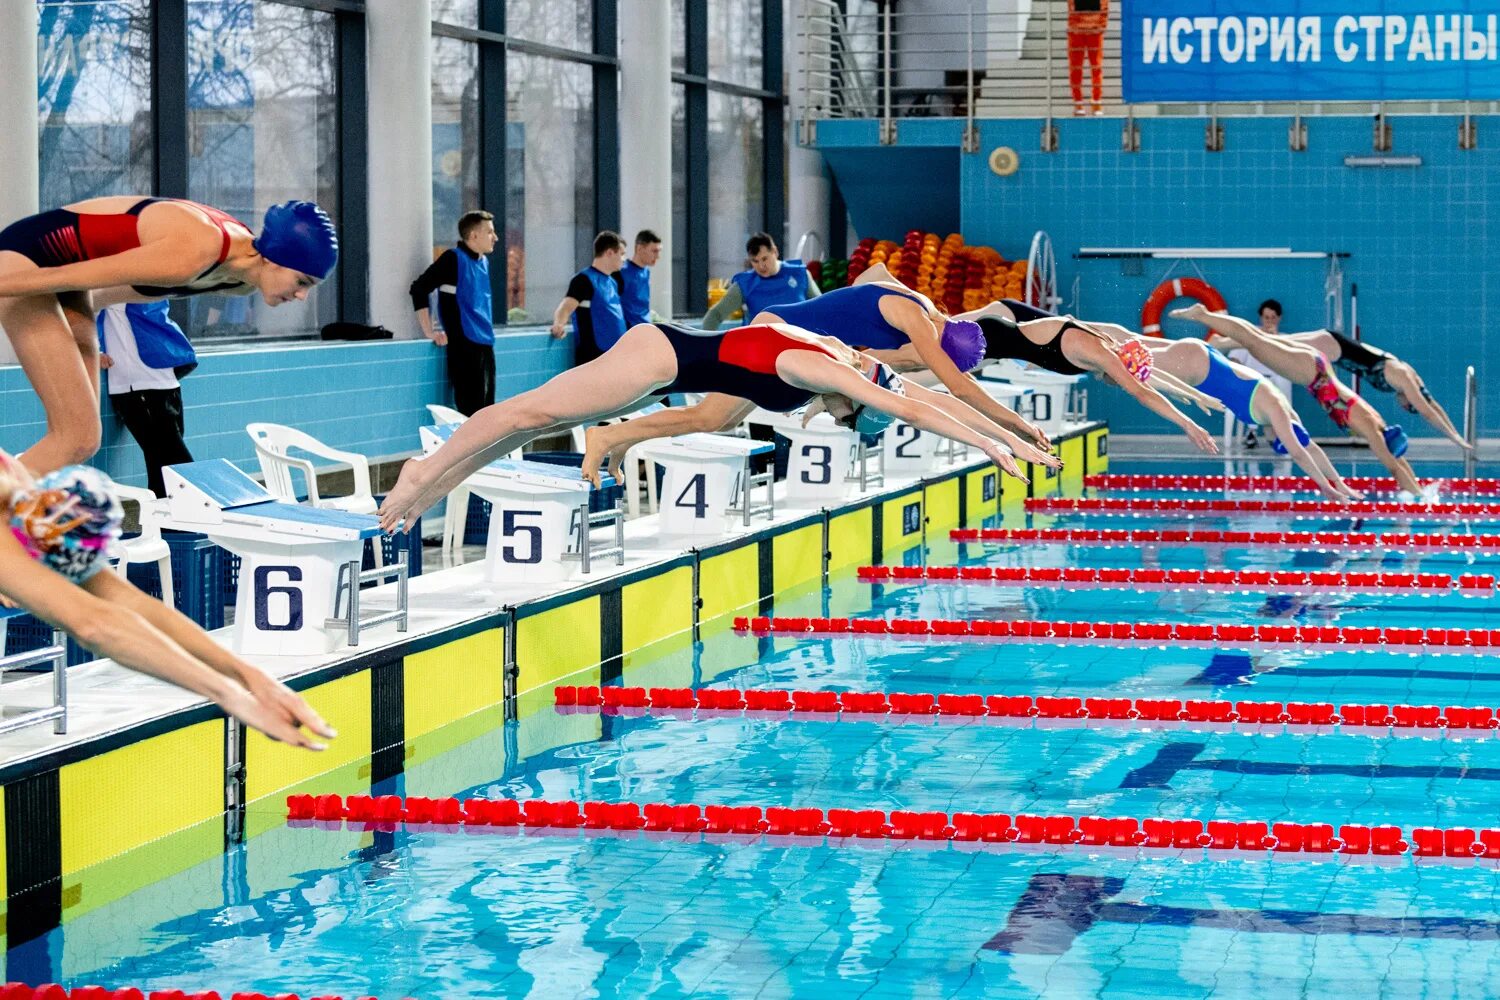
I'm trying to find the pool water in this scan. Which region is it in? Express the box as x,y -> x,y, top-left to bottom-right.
17,458 -> 1500,999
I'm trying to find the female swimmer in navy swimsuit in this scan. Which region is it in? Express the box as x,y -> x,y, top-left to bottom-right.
379,321 -> 1031,533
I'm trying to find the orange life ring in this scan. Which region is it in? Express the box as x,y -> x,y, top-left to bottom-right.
1140,277 -> 1228,336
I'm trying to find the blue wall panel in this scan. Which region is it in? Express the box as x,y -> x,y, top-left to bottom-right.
818,114 -> 1498,438
0,330 -> 572,488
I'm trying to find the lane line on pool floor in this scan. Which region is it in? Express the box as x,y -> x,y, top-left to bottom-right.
855,564 -> 1496,597
552,685 -> 1500,738
951,526 -> 1500,554
284,794 -> 1500,867
731,615 -> 1500,654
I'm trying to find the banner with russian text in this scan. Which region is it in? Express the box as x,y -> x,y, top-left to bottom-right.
1120,1 -> 1500,102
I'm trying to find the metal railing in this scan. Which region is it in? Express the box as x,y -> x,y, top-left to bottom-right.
796,1 -> 1500,140
1464,365 -> 1479,478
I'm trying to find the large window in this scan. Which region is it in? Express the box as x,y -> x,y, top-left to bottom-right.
506,0 -> 587,50
37,0 -> 153,206
673,0 -> 784,313
707,91 -> 765,284
505,53 -> 594,323
185,0 -> 339,342
707,0 -> 764,89
431,34 -> 480,251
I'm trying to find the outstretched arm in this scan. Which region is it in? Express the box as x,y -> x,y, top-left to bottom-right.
779,353 -> 1027,481
883,295 -> 1052,450
0,536 -> 329,748
1077,337 -> 1219,454
1261,407 -> 1348,501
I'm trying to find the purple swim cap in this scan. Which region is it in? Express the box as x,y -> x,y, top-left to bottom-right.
940,319 -> 987,373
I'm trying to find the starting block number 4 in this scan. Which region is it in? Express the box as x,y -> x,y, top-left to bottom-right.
656,453 -> 743,539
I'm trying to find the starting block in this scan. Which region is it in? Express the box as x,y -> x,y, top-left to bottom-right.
162,460 -> 408,656
636,433 -> 774,539
0,608 -> 67,736
748,409 -> 883,507
420,426 -> 625,585
977,360 -> 1082,437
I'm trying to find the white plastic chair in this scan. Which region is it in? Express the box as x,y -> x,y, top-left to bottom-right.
245,422 -> 381,565
426,403 -> 467,426
112,484 -> 174,608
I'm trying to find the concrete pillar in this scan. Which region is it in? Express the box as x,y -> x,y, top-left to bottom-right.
366,0 -> 432,337
619,0 -> 673,317
0,0 -> 40,364
786,0 -> 831,264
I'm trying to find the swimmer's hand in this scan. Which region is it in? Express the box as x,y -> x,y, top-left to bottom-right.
1005,431 -> 1062,471
1023,420 -> 1051,451
984,443 -> 1027,484
549,321 -> 567,339
1184,422 -> 1220,455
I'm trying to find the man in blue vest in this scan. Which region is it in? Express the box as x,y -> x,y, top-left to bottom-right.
410,210 -> 498,415
97,300 -> 198,497
616,229 -> 661,328
701,231 -> 820,329
552,231 -> 628,366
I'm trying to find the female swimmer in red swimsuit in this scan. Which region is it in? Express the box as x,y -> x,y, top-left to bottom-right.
0,197 -> 338,475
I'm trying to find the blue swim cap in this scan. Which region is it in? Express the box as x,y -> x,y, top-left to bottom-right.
1383,423 -> 1410,458
1269,421 -> 1312,456
844,363 -> 905,437
254,200 -> 339,280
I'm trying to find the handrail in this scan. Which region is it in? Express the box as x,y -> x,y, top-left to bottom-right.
1465,365 -> 1479,478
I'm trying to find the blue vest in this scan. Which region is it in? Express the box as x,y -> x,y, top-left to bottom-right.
454,246 -> 495,346
97,300 -> 197,370
731,259 -> 810,319
618,260 -> 651,327
575,266 -> 627,352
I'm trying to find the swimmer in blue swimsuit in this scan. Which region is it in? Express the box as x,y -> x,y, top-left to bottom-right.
1141,339 -> 1363,501
578,266 -> 1063,487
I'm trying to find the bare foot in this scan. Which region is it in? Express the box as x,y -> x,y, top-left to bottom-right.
581,425 -> 616,489
1169,303 -> 1213,323
377,458 -> 434,534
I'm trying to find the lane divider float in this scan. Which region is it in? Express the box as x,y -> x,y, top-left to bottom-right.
1085,474 -> 1500,495
554,685 -> 1500,738
730,615 -> 1500,654
285,794 -> 1500,866
0,986 -> 413,1000
951,526 -> 1500,553
856,563 -> 1494,597
1025,497 -> 1500,521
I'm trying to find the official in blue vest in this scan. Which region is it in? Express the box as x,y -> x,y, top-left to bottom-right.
410,210 -> 498,416
552,231 -> 628,366
615,228 -> 661,328
96,300 -> 198,497
701,231 -> 820,330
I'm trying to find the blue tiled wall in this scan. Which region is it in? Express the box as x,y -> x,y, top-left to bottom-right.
819,115 -> 1498,438
0,329 -> 573,488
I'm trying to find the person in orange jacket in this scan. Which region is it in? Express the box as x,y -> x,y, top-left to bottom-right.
1068,0 -> 1109,116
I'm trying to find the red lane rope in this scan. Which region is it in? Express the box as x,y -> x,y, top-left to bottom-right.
1026,497 -> 1500,520
285,793 -> 1499,865
0,985 -> 413,1000
855,564 -> 1494,596
1085,474 -> 1500,495
554,684 -> 1500,737
951,526 -> 1500,553
730,615 -> 1500,653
